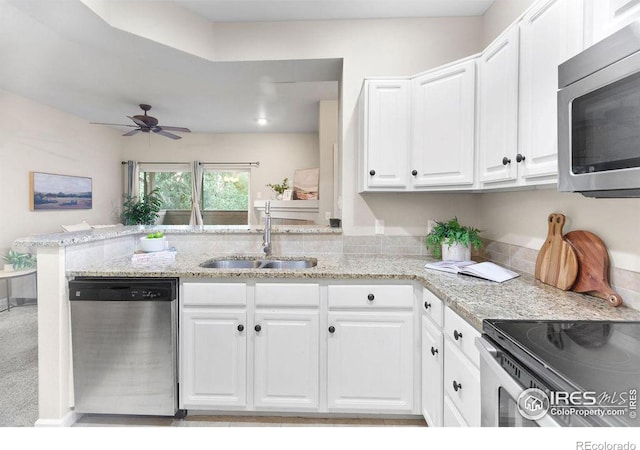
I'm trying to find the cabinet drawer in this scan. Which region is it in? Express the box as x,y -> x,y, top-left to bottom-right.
443,340 -> 480,427
328,285 -> 414,309
444,308 -> 480,367
182,282 -> 246,307
255,283 -> 319,307
443,394 -> 468,427
422,288 -> 443,328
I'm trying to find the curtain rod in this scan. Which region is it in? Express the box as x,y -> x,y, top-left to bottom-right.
121,161 -> 260,167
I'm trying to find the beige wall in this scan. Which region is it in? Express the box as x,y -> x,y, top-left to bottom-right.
122,132 -> 319,225
0,89 -> 123,255
482,0 -> 536,46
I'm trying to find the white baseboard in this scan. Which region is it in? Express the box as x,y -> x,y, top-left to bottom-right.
35,411 -> 82,427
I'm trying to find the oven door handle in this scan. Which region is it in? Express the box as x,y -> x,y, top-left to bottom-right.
476,337 -> 561,427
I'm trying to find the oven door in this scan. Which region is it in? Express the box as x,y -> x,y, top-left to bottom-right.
476,337 -> 561,427
558,50 -> 640,196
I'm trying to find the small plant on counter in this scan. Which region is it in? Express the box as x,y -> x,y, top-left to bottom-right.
266,178 -> 290,195
426,217 -> 483,259
121,189 -> 163,225
3,250 -> 37,270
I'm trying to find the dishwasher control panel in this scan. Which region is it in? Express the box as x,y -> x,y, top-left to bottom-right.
69,278 -> 177,301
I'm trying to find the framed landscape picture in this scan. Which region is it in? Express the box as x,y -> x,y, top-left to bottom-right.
292,168 -> 319,200
30,172 -> 93,210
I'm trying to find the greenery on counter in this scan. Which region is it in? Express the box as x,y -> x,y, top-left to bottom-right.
3,250 -> 37,270
121,189 -> 163,225
426,217 -> 483,258
266,177 -> 290,195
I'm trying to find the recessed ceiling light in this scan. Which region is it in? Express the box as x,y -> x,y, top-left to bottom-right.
256,117 -> 268,126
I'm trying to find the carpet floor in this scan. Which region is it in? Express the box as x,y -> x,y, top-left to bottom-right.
0,304 -> 38,427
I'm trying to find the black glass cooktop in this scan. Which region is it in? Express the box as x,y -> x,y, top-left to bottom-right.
484,320 -> 640,426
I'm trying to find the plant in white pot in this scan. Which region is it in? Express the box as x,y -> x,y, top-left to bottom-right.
426,217 -> 483,261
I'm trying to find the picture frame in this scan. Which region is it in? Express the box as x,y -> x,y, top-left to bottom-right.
282,189 -> 293,201
30,172 -> 93,210
293,168 -> 319,200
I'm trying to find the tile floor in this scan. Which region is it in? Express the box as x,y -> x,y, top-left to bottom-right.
74,414 -> 427,427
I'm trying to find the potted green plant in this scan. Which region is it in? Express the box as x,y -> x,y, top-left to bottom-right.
3,250 -> 37,271
426,217 -> 483,261
121,189 -> 163,225
266,178 -> 289,200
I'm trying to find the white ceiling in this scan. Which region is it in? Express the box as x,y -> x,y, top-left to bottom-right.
0,0 -> 492,135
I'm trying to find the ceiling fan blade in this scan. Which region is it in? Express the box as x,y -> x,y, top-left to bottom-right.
122,129 -> 141,137
127,115 -> 148,128
153,129 -> 181,140
90,122 -> 137,128
157,126 -> 191,133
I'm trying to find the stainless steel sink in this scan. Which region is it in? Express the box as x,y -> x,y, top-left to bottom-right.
200,258 -> 317,269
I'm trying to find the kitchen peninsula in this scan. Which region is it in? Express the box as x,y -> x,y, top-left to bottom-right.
15,225 -> 640,426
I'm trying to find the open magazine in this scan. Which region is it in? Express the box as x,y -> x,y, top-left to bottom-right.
424,260 -> 519,283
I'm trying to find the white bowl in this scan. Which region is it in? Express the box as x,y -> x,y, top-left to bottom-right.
139,236 -> 167,252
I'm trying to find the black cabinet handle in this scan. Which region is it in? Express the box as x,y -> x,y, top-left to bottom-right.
502,157 -> 511,165
516,153 -> 525,163
453,380 -> 462,392
454,330 -> 463,340
367,293 -> 375,301
328,326 -> 336,334
424,301 -> 431,310
254,324 -> 262,332
411,169 -> 418,176
369,169 -> 376,176
430,346 -> 438,356
237,324 -> 244,332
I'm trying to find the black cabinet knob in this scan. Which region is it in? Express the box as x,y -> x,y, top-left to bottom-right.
367,293 -> 375,301
430,346 -> 438,356
502,157 -> 511,166
369,169 -> 376,176
424,301 -> 431,310
254,324 -> 262,332
516,153 -> 525,163
453,329 -> 463,340
453,380 -> 462,392
411,169 -> 418,176
328,326 -> 336,333
237,324 -> 244,332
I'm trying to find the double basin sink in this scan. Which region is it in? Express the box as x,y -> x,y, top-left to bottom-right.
200,257 -> 317,270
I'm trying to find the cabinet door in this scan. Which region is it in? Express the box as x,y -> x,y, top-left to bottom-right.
411,60 -> 476,188
586,0 -> 640,45
443,395 -> 469,427
478,24 -> 519,185
327,311 -> 414,412
253,310 -> 320,410
443,340 -> 481,427
421,316 -> 443,427
519,0 -> 584,181
361,79 -> 410,189
180,309 -> 246,408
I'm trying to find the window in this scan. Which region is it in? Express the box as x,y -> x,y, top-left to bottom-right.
138,166 -> 192,210
202,170 -> 249,211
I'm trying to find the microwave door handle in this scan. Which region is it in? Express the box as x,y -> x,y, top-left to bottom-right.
475,337 -> 561,427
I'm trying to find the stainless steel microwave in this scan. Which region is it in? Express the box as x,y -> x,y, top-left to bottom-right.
558,21 -> 640,198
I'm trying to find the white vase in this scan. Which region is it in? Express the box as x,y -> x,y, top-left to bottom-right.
276,193 -> 283,200
441,243 -> 471,261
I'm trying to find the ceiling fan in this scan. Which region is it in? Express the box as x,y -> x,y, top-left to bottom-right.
91,104 -> 191,140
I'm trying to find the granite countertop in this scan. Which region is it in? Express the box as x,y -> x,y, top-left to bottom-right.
67,253 -> 640,330
13,224 -> 342,248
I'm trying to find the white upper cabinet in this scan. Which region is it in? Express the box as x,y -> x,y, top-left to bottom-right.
518,0 -> 584,181
411,59 -> 476,188
478,24 -> 520,185
585,0 -> 640,46
359,79 -> 411,191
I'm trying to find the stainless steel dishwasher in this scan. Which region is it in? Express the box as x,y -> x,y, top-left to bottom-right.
69,277 -> 179,416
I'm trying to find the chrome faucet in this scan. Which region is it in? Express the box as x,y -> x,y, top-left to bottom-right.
262,201 -> 272,257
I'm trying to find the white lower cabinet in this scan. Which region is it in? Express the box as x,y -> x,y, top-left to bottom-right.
421,315 -> 443,426
253,310 -> 319,410
181,308 -> 247,409
327,311 -> 414,412
443,340 -> 481,426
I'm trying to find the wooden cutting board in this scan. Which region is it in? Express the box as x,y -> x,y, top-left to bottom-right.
564,230 -> 623,307
535,213 -> 578,290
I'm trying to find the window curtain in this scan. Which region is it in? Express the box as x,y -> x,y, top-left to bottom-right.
125,160 -> 139,198
189,161 -> 204,225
